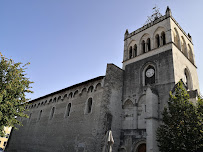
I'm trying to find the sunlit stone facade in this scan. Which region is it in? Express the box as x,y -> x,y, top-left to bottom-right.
7,7 -> 199,152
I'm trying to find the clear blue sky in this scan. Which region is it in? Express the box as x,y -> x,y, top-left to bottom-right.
1,0 -> 203,100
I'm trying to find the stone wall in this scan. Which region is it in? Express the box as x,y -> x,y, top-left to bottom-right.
7,77 -> 106,152
96,64 -> 123,152
7,64 -> 124,152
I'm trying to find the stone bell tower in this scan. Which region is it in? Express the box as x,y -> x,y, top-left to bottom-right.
119,6 -> 199,152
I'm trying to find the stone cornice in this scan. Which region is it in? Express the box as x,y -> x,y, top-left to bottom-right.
124,15 -> 193,45
124,15 -> 170,41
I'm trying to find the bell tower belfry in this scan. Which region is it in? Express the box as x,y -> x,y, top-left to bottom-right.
120,6 -> 199,152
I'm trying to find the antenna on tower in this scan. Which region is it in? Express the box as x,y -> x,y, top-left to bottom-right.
144,5 -> 162,25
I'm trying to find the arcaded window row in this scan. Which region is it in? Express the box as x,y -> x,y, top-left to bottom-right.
128,30 -> 166,59
26,83 -> 102,109
173,27 -> 194,64
28,98 -> 93,122
128,27 -> 194,65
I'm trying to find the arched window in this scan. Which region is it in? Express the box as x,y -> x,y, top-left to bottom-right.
146,38 -> 151,51
134,44 -> 137,57
142,40 -> 145,53
69,92 -> 73,98
63,94 -> 67,99
65,103 -> 71,117
137,143 -> 146,152
188,44 -> 194,64
174,28 -> 181,50
144,65 -> 155,85
181,37 -> 188,57
88,86 -> 94,93
155,34 -> 160,48
95,83 -> 102,91
81,88 -> 87,95
161,32 -> 166,45
185,70 -> 188,88
85,98 -> 93,114
129,46 -> 133,59
38,110 -> 42,121
58,96 -> 61,101
50,107 -> 55,120
73,90 -> 79,97
49,99 -> 52,104
184,68 -> 192,90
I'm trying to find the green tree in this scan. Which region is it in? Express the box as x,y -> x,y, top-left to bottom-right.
0,53 -> 33,136
156,81 -> 203,152
197,97 -> 203,151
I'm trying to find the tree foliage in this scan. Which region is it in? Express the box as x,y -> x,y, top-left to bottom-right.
157,81 -> 203,152
0,53 -> 33,136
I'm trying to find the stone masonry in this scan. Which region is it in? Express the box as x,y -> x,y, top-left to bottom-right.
6,7 -> 200,152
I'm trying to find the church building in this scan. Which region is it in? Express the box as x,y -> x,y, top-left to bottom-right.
7,7 -> 200,152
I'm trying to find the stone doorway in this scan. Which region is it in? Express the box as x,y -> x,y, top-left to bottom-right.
137,143 -> 146,152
